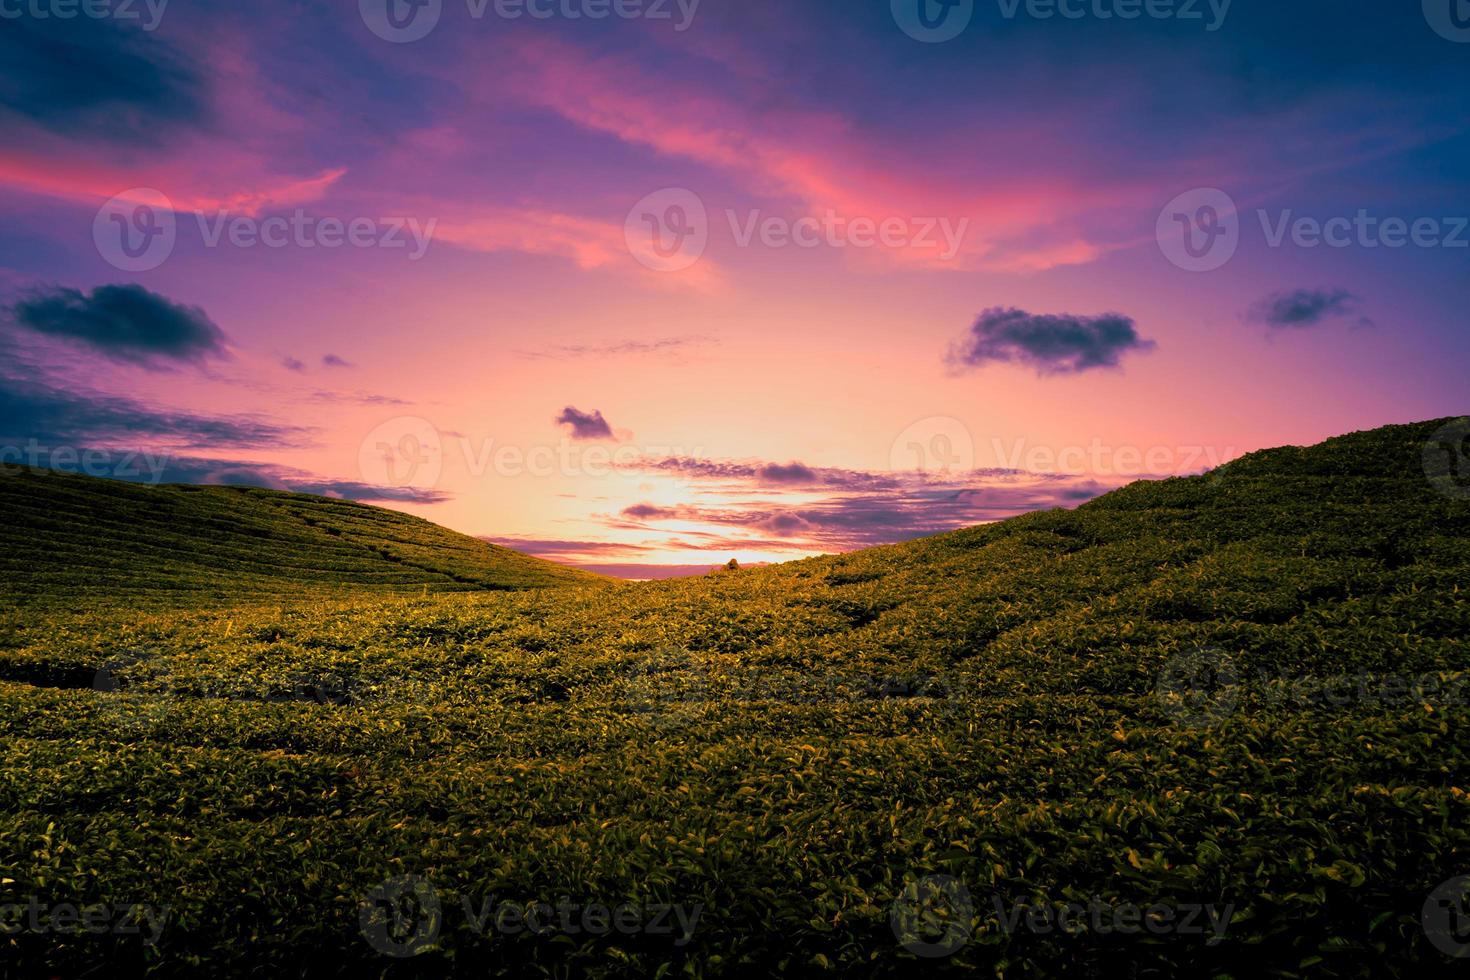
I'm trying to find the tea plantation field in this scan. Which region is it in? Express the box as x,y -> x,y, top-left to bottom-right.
0,467 -> 604,606
0,419 -> 1466,977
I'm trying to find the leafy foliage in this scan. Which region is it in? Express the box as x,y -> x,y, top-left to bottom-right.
0,467 -> 605,606
0,419 -> 1466,977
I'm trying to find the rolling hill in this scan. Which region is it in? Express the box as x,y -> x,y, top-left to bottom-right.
0,418 -> 1465,977
0,465 -> 605,605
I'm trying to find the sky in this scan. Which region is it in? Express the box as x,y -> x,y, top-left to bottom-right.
1,0 -> 1467,577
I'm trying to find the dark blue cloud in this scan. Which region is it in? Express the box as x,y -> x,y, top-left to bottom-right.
0,374 -> 307,449
555,406 -> 615,440
947,307 -> 1156,375
6,284 -> 229,368
1248,288 -> 1373,329
0,448 -> 451,504
0,15 -> 207,143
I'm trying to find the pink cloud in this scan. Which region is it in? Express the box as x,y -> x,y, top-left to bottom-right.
490,36 -> 1131,273
0,149 -> 346,218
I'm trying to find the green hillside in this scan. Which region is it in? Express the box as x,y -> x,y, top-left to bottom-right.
0,419 -> 1465,977
0,466 -> 605,605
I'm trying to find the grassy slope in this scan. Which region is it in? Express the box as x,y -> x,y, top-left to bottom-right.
0,466 -> 605,604
0,419 -> 1465,977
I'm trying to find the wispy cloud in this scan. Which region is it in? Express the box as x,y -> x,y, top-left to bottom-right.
1247,288 -> 1373,330
0,374 -> 310,449
516,335 -> 716,361
512,453 -> 1121,572
74,453 -> 451,504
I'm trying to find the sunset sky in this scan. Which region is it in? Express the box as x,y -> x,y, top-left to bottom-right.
1,0 -> 1467,576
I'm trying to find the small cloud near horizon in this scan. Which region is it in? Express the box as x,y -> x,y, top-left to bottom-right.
322,354 -> 352,368
555,406 -> 616,440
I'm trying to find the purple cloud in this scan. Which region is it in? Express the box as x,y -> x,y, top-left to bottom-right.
5,283 -> 230,368
947,307 -> 1156,376
1248,288 -> 1373,330
555,406 -> 615,441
